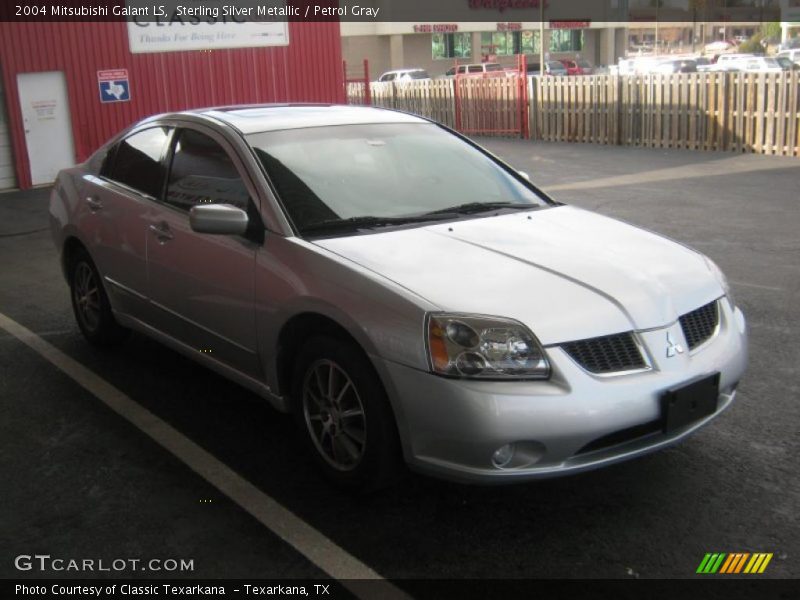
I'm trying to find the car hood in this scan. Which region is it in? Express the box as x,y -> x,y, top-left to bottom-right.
313,206 -> 723,345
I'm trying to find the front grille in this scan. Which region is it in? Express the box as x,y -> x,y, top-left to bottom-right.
679,301 -> 719,350
562,332 -> 647,374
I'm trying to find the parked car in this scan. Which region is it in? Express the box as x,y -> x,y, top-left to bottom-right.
729,56 -> 784,73
444,62 -> 509,78
652,58 -> 698,74
50,105 -> 747,489
704,40 -> 736,53
776,49 -> 800,65
526,60 -> 569,76
560,59 -> 594,75
775,56 -> 800,71
694,56 -> 713,72
708,53 -> 758,71
377,69 -> 430,83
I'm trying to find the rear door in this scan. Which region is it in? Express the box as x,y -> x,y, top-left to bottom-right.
83,126 -> 172,317
145,124 -> 263,378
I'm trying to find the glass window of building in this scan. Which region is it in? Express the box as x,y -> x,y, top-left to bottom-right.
550,29 -> 584,52
432,32 -> 472,59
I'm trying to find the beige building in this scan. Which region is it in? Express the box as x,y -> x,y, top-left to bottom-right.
341,22 -> 628,79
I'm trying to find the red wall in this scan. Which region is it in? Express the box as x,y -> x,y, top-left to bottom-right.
0,21 -> 344,189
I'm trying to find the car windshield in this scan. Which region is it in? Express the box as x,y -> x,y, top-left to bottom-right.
248,123 -> 550,236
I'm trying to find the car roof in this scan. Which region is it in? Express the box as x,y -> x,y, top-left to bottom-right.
382,69 -> 425,75
171,104 -> 428,135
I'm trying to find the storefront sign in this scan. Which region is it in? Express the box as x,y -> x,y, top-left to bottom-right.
413,24 -> 459,33
127,16 -> 288,53
497,23 -> 522,31
549,20 -> 591,29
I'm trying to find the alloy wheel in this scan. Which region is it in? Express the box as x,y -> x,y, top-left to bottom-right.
302,359 -> 367,471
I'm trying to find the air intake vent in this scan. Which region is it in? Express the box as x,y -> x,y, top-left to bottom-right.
679,301 -> 720,350
562,332 -> 647,374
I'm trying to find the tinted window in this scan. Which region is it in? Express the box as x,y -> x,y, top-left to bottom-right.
165,129 -> 250,212
468,65 -> 482,73
408,70 -> 430,79
107,127 -> 171,198
485,64 -> 504,72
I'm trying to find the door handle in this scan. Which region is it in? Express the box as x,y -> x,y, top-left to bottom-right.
86,196 -> 103,212
149,222 -> 174,242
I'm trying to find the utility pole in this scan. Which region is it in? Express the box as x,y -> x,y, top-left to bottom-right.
539,0 -> 545,75
655,1 -> 660,57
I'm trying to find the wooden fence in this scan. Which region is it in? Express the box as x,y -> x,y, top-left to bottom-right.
346,72 -> 800,157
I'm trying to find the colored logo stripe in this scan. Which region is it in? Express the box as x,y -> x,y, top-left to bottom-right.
697,553 -> 773,574
744,553 -> 773,574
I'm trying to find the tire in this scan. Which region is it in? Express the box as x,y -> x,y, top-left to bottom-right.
291,335 -> 403,491
68,248 -> 129,347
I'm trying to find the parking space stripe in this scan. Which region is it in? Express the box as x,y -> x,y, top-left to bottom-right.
0,311 -> 410,599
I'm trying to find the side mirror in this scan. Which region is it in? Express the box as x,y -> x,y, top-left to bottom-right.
189,204 -> 249,236
518,171 -> 531,181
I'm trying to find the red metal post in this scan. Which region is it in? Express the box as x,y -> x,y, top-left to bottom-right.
363,59 -> 371,106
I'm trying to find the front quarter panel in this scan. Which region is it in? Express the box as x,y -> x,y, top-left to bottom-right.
256,234 -> 438,389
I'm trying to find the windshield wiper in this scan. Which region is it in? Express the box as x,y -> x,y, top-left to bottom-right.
422,202 -> 540,216
300,214 -> 452,236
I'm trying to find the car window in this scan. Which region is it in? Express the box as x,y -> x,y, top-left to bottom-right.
445,67 -> 456,76
485,64 -> 504,72
165,129 -> 250,213
248,123 -> 550,236
104,127 -> 171,198
408,70 -> 430,79
468,65 -> 483,73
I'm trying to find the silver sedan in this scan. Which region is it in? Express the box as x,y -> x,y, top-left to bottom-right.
49,105 -> 748,489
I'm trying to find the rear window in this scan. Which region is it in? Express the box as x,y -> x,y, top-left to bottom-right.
104,127 -> 171,198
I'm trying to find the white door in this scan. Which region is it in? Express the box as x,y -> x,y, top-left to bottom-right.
17,71 -> 75,186
0,73 -> 16,190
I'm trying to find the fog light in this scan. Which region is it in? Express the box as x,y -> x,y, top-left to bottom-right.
492,444 -> 515,468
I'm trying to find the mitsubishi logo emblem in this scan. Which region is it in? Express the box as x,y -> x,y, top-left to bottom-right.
666,331 -> 685,358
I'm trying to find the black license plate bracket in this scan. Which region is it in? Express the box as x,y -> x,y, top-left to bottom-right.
661,373 -> 720,433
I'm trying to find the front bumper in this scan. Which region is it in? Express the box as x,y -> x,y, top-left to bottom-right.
380,301 -> 747,483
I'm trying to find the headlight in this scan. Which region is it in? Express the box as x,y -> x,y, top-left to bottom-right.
704,256 -> 735,308
427,314 -> 550,379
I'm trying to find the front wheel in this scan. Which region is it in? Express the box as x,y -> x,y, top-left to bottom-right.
292,336 -> 403,491
69,249 -> 129,346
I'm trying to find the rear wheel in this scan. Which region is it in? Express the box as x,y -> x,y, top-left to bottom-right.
69,249 -> 129,346
292,336 -> 403,491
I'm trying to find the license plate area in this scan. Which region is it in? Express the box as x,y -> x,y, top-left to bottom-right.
661,373 -> 720,433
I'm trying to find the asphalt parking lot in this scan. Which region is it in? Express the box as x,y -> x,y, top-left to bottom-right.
1,140 -> 798,587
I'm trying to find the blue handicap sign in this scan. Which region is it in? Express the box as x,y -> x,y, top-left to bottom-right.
99,79 -> 130,103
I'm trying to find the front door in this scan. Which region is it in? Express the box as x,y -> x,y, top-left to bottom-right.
17,71 -> 75,185
146,125 -> 262,379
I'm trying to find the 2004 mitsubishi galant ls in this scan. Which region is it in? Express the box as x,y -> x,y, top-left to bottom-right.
50,105 -> 748,489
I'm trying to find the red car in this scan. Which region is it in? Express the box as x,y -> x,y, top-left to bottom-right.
560,59 -> 594,75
